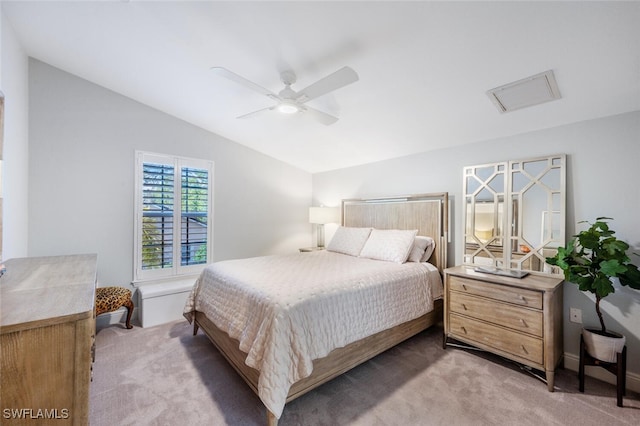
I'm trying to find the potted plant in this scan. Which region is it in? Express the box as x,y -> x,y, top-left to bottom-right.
546,217 -> 640,362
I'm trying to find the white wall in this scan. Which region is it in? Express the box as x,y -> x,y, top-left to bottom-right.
313,110 -> 640,376
28,59 -> 312,287
0,9 -> 29,259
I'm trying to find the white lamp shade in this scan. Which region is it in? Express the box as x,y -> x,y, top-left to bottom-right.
309,206 -> 340,224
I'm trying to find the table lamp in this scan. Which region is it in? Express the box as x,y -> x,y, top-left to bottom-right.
309,206 -> 340,247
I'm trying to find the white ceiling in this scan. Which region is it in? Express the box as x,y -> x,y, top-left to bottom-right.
3,1 -> 640,173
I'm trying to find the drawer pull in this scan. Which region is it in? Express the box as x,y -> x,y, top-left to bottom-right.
461,303 -> 468,311
460,326 -> 467,334
462,284 -> 467,291
520,318 -> 527,327
521,345 -> 528,354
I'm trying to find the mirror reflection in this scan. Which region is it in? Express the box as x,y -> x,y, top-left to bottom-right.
463,155 -> 565,275
464,163 -> 507,268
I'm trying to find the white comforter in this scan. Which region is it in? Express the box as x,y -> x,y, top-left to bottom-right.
183,250 -> 443,418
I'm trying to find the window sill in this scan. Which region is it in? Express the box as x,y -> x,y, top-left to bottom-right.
131,274 -> 200,289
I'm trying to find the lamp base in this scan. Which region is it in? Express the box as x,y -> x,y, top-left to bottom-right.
316,224 -> 325,248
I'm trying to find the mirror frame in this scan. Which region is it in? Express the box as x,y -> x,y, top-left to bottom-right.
463,154 -> 566,276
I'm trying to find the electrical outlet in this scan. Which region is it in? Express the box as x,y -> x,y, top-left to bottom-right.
570,308 -> 582,324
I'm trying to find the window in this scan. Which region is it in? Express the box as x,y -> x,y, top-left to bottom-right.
134,151 -> 213,281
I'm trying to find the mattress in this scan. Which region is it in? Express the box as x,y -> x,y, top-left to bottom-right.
183,250 -> 443,418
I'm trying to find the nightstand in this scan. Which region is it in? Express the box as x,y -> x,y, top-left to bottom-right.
299,247 -> 325,252
443,265 -> 563,391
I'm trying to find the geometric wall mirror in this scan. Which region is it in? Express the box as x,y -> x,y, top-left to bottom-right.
463,154 -> 566,275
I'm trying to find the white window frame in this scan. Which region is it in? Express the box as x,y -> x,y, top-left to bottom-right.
134,151 -> 214,282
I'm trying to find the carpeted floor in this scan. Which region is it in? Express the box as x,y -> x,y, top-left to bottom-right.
90,320 -> 640,425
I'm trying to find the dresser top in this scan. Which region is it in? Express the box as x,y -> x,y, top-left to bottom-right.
0,254 -> 97,333
445,265 -> 563,292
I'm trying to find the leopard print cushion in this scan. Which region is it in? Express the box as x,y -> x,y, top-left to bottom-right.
96,286 -> 132,316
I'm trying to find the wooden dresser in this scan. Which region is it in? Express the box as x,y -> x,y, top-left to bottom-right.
1,254 -> 97,425
443,265 -> 563,391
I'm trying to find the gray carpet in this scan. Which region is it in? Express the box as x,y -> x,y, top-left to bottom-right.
90,320 -> 640,425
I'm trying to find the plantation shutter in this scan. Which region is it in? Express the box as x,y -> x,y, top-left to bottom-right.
135,151 -> 213,281
181,166 -> 209,266
141,162 -> 175,270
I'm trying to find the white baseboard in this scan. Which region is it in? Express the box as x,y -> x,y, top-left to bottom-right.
564,352 -> 640,393
95,307 -> 138,329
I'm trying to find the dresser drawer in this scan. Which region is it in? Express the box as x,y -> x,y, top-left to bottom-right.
448,276 -> 542,309
449,313 -> 543,365
449,291 -> 543,337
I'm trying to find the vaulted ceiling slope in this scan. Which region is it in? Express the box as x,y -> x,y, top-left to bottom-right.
4,1 -> 639,173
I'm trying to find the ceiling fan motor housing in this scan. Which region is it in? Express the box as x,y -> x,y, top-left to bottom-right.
280,70 -> 297,86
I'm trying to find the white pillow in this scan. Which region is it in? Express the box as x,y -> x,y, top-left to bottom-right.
326,226 -> 372,257
407,236 -> 435,262
359,229 -> 418,263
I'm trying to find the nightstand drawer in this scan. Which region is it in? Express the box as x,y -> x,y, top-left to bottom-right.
449,276 -> 542,309
449,291 -> 543,337
450,313 -> 543,365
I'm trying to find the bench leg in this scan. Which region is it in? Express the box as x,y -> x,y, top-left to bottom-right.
124,299 -> 134,329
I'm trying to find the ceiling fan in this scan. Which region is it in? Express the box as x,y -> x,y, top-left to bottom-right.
212,66 -> 359,125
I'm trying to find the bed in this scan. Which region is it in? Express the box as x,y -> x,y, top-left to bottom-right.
183,193 -> 449,425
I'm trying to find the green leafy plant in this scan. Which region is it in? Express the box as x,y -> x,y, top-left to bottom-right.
546,217 -> 640,333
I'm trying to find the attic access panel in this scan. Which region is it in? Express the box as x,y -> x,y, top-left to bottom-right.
487,70 -> 561,113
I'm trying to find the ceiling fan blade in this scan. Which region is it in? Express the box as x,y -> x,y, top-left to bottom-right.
297,66 -> 359,102
212,67 -> 280,100
303,106 -> 339,125
237,106 -> 275,120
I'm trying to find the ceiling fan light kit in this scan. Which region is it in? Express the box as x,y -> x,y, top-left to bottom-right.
276,101 -> 300,114
212,66 -> 359,124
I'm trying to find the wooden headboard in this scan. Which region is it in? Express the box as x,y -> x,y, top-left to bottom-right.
342,193 -> 449,272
